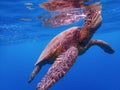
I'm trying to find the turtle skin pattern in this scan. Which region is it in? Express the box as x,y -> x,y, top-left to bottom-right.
36,47 -> 78,90
28,2 -> 115,90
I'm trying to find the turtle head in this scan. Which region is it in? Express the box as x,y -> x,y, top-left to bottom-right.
83,2 -> 102,30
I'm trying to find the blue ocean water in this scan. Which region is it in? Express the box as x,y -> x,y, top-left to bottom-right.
0,0 -> 120,90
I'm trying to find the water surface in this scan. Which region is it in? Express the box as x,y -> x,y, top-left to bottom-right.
0,0 -> 120,90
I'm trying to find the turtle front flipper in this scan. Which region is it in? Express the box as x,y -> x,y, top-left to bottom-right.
87,40 -> 115,54
36,46 -> 78,90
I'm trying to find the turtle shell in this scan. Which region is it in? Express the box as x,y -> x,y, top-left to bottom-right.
35,26 -> 80,65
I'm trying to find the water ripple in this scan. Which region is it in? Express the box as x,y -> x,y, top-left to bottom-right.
0,0 -> 120,45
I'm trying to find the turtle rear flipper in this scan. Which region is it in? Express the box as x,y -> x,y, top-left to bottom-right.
88,40 -> 115,54
36,46 -> 78,90
28,65 -> 40,83
28,61 -> 46,83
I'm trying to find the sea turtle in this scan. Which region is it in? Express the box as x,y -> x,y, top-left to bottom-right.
28,3 -> 114,90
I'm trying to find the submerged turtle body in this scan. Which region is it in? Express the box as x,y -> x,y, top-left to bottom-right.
35,26 -> 81,65
28,2 -> 115,90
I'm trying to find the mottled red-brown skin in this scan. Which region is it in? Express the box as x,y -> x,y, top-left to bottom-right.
28,2 -> 114,90
35,3 -> 102,65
